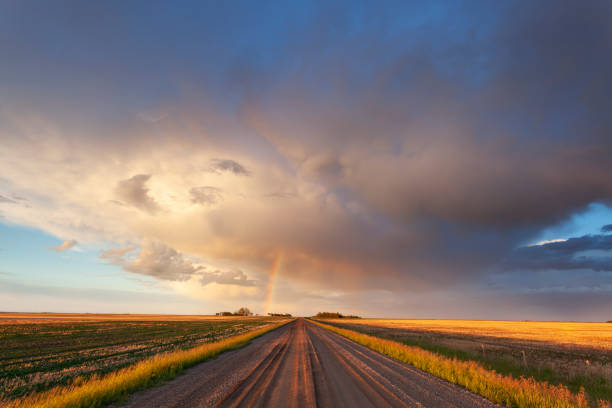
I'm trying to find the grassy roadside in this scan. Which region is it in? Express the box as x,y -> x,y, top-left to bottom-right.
0,319 -> 292,408
313,320 -> 609,408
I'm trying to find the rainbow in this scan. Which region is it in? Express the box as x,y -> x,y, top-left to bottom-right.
263,252 -> 283,315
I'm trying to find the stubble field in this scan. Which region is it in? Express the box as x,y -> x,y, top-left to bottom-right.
0,313 -> 279,403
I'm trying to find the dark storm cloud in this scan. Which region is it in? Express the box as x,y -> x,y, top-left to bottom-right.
503,233 -> 612,272
246,1 -> 612,230
602,225 -> 612,233
233,1 -> 612,292
513,290 -> 612,321
335,286 -> 612,321
116,0 -> 612,291
115,175 -> 160,214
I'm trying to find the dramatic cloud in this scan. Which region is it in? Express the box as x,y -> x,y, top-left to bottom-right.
503,231 -> 612,272
1,1 -> 612,317
122,240 -> 203,281
49,240 -> 78,252
602,225 -> 612,233
99,242 -> 256,286
190,186 -> 223,206
115,175 -> 160,214
209,159 -> 250,176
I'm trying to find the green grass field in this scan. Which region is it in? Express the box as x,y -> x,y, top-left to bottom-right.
0,314 -> 280,402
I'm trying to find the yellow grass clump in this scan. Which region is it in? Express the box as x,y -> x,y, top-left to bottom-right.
315,320 -> 592,408
0,320 -> 291,408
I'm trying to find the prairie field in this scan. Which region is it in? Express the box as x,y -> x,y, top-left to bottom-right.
0,313 -> 280,403
334,319 -> 612,349
0,312 -> 263,323
322,318 -> 612,405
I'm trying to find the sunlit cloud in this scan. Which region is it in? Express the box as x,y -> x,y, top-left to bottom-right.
49,240 -> 78,252
115,174 -> 161,214
99,245 -> 136,264
114,240 -> 203,281
529,239 -> 568,247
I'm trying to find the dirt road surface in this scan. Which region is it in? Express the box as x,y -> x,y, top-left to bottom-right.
124,318 -> 500,408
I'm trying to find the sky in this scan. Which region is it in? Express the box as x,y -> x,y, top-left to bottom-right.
1,1 -> 612,320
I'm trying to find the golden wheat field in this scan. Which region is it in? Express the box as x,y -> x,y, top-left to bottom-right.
332,319 -> 612,349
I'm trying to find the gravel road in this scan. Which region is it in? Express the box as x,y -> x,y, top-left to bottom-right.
124,318 -> 500,408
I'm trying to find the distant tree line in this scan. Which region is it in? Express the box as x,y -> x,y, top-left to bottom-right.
315,312 -> 361,319
268,313 -> 292,317
216,307 -> 253,316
